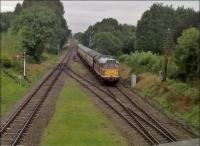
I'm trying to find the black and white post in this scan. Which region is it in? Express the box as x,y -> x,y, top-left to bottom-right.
23,51 -> 26,78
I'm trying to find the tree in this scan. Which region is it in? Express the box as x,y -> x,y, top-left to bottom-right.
0,12 -> 14,32
136,3 -> 198,54
93,32 -> 122,56
11,5 -> 57,62
174,27 -> 199,81
174,10 -> 199,42
74,32 -> 84,43
14,3 -> 22,15
21,0 -> 71,52
80,18 -> 136,55
122,35 -> 136,54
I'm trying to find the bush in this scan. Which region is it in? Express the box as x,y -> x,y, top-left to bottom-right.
119,51 -> 179,78
167,57 -> 179,78
1,54 -> 13,68
174,27 -> 199,81
118,54 -> 130,62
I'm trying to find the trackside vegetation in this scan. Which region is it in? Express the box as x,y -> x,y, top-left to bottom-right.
75,3 -> 199,131
1,0 -> 70,117
135,73 -> 199,130
118,29 -> 199,129
40,80 -> 128,146
1,52 -> 64,118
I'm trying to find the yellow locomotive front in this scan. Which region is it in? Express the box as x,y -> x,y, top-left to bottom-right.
102,59 -> 120,81
94,56 -> 120,84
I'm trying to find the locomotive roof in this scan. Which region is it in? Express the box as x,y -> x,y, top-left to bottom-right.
95,56 -> 119,64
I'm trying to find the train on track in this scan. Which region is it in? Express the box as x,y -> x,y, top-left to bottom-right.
77,44 -> 120,84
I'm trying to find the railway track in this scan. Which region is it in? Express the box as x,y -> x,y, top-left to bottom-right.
118,83 -> 198,138
107,87 -> 178,143
64,67 -> 178,145
0,46 -> 73,146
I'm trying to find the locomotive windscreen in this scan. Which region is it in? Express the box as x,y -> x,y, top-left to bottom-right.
103,60 -> 119,68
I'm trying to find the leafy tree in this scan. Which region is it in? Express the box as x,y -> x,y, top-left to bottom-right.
174,10 -> 199,42
74,32 -> 84,43
21,0 -> 71,52
0,12 -> 14,32
174,27 -> 199,81
120,24 -> 136,54
123,35 -> 136,54
136,3 -> 198,54
0,3 -> 22,32
93,32 -> 122,56
11,5 -> 57,62
81,18 -> 136,55
14,3 -> 22,15
92,18 -> 120,33
136,3 -> 175,53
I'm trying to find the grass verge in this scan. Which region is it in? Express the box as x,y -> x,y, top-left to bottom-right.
70,59 -> 87,76
135,73 -> 199,131
40,80 -> 128,146
1,52 -> 63,118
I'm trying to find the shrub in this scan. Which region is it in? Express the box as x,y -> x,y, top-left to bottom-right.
1,54 -> 13,68
119,51 -> 179,78
118,54 -> 130,63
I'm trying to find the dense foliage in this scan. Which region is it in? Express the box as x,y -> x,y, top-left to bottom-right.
75,18 -> 136,55
11,5 -> 57,62
119,51 -> 178,78
174,27 -> 200,81
0,3 -> 22,32
0,12 -> 14,32
93,32 -> 122,55
1,0 -> 71,62
75,3 -> 199,83
136,4 -> 199,53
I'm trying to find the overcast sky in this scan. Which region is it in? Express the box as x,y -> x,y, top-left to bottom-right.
1,1 -> 199,33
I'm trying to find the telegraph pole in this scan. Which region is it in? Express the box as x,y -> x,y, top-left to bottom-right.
163,48 -> 168,81
163,28 -> 172,81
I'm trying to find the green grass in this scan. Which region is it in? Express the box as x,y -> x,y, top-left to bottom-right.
70,61 -> 87,76
0,53 -> 63,118
40,80 -> 128,146
1,31 -> 66,118
1,71 -> 29,116
1,32 -> 22,56
135,73 -> 199,131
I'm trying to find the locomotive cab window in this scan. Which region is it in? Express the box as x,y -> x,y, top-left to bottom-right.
103,60 -> 119,68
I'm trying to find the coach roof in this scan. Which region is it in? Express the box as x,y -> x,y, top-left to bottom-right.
78,44 -> 101,57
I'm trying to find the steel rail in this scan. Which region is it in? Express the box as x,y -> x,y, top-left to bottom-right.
0,51 -> 68,135
63,69 -> 157,145
11,67 -> 63,146
1,47 -> 73,146
65,67 -> 178,145
119,84 -> 198,138
116,86 -> 177,142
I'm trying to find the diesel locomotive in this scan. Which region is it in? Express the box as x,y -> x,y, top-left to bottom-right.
77,44 -> 120,84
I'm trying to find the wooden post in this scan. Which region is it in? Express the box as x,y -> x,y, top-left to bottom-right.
163,48 -> 168,81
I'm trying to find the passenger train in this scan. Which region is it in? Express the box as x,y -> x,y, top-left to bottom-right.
77,44 -> 120,84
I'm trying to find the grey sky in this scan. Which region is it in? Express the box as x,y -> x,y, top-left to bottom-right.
1,1 -> 199,33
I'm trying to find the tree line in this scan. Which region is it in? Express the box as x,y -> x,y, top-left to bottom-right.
1,0 -> 71,62
75,3 -> 199,82
74,18 -> 136,56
